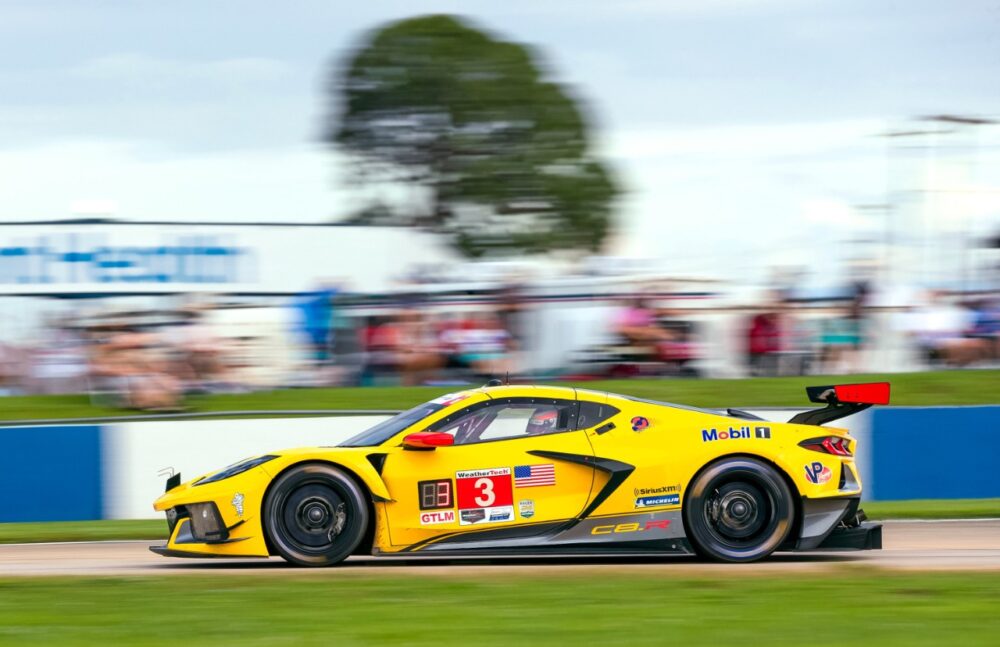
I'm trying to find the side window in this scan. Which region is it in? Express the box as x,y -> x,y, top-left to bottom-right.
432,399 -> 577,445
576,401 -> 620,430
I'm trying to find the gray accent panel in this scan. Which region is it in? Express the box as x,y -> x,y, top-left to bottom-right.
840,463 -> 860,493
418,511 -> 685,552
173,518 -> 196,544
420,530 -> 564,552
798,498 -> 853,549
552,510 -> 685,544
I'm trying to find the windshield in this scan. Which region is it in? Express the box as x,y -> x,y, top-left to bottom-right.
339,403 -> 445,447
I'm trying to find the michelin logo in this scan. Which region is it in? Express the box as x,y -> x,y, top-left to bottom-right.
635,494 -> 680,509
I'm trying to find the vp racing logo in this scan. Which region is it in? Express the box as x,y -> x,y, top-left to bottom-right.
804,461 -> 832,484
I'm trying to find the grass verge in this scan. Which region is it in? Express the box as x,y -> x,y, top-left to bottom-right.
0,370 -> 997,422
0,520 -> 165,544
862,498 -> 1000,520
0,572 -> 998,646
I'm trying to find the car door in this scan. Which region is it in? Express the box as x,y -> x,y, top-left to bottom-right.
380,397 -> 596,550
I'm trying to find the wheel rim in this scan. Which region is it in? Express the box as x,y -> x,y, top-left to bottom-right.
279,481 -> 349,553
702,476 -> 778,549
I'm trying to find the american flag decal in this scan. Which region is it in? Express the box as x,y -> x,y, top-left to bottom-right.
514,464 -> 556,487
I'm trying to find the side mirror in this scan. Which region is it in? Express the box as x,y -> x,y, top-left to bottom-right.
402,432 -> 454,450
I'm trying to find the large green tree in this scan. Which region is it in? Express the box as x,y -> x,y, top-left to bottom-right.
328,14 -> 618,258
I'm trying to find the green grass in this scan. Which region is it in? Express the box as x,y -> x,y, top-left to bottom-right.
863,498 -> 1000,520
0,370 -> 997,422
0,572 -> 997,645
0,520 -> 166,544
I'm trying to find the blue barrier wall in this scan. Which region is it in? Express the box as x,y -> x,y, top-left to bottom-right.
0,425 -> 103,522
870,406 -> 1000,501
1,408 -> 998,523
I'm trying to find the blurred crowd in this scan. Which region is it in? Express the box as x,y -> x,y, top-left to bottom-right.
742,288 -> 1000,378
1,310 -> 229,411
0,286 -> 997,411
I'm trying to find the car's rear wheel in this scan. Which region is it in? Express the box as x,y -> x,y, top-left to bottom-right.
263,463 -> 369,566
684,457 -> 794,562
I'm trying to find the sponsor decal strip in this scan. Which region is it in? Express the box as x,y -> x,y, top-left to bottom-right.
456,466 -> 514,525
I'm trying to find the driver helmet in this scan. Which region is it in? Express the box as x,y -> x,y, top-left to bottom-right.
526,409 -> 559,435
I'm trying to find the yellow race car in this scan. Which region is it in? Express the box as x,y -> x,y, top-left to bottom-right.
152,382 -> 888,565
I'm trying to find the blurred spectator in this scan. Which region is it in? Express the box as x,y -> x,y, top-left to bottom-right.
614,296 -> 668,346
294,284 -> 338,366
29,321 -> 89,394
440,311 -> 513,378
969,298 -> 1000,364
396,310 -> 444,386
89,325 -> 184,411
747,309 -> 784,377
362,316 -> 402,385
903,292 -> 981,367
0,342 -> 23,396
165,309 -> 226,392
653,307 -> 702,377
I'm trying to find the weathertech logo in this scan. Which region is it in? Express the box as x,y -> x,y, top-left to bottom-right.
702,426 -> 771,442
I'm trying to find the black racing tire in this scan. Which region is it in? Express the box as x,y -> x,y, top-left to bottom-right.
263,463 -> 369,567
683,457 -> 794,563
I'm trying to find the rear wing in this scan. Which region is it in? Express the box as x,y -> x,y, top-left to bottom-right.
787,382 -> 890,426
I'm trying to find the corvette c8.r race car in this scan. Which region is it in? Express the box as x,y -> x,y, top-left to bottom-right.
152,382 -> 888,565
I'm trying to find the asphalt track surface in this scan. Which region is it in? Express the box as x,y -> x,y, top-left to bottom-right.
1,520 -> 998,577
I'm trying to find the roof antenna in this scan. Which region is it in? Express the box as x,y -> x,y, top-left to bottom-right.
505,371 -> 510,385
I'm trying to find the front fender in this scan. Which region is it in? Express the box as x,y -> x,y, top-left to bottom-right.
259,448 -> 393,502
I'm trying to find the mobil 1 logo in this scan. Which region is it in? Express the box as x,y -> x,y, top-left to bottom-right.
702,426 -> 771,442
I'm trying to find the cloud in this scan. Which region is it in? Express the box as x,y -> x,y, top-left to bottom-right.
0,139 -> 345,223
604,119 -> 886,161
72,54 -> 290,85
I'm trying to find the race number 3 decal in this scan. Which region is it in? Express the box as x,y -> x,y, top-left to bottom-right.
473,477 -> 495,506
455,468 -> 514,525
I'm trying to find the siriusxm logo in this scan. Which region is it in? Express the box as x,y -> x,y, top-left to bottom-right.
702,426 -> 771,442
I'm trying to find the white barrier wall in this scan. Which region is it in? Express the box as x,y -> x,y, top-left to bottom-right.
102,416 -> 389,520
102,409 -> 872,519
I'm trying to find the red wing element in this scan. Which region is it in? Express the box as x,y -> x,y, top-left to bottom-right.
833,383 -> 890,405
805,382 -> 890,405
792,382 -> 891,426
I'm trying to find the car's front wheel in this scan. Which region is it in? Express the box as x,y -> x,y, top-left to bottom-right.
684,457 -> 794,562
263,463 -> 369,566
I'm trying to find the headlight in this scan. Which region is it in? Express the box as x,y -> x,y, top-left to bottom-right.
194,455 -> 277,486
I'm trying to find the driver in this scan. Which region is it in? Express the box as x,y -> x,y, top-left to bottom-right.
526,408 -> 560,436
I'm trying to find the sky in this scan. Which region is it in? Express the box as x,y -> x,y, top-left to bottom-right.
1,0 -> 998,286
